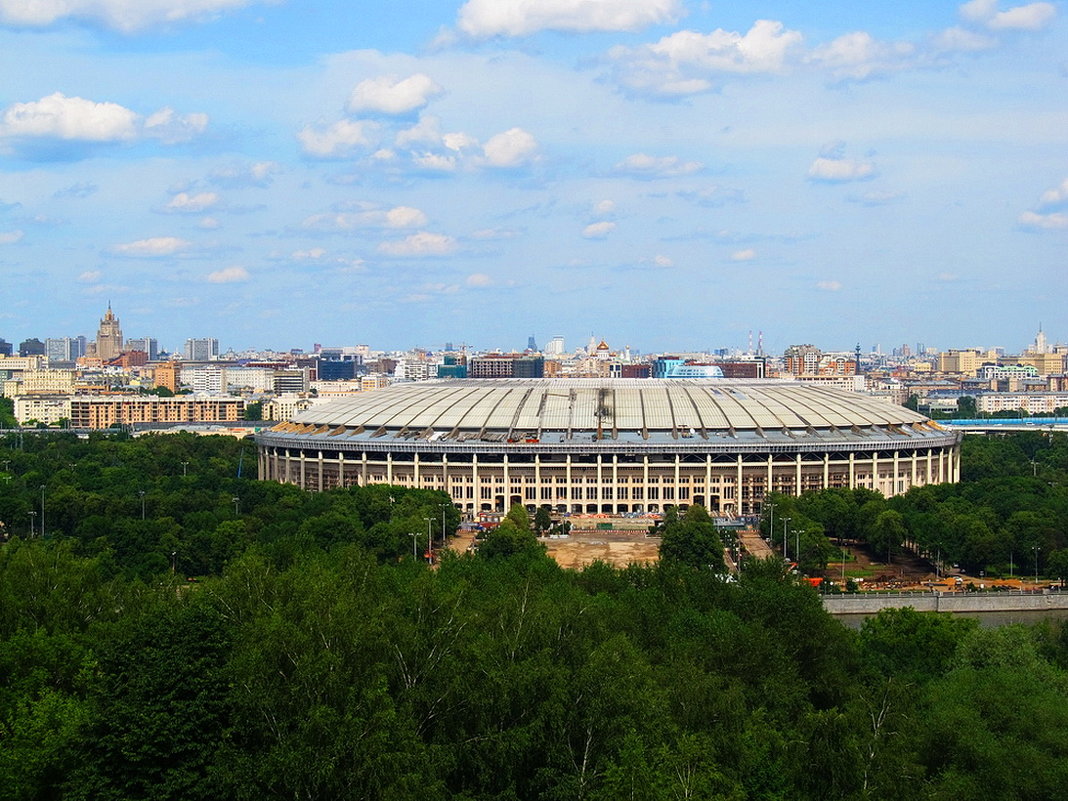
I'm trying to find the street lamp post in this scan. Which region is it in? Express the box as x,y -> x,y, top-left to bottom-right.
795,529 -> 801,570
782,517 -> 791,560
40,485 -> 45,538
1033,546 -> 1041,585
232,496 -> 240,516
424,517 -> 433,563
767,501 -> 775,544
181,461 -> 189,477
139,490 -> 146,520
409,532 -> 419,560
28,510 -> 36,537
439,502 -> 450,550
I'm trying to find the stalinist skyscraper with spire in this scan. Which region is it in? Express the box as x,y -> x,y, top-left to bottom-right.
93,303 -> 123,360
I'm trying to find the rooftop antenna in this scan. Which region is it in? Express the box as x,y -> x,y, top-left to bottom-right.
747,330 -> 753,355
757,330 -> 764,356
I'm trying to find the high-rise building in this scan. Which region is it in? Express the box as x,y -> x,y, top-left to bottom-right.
184,338 -> 220,361
95,303 -> 123,361
0,339 -> 11,356
545,336 -> 565,357
126,337 -> 158,361
46,337 -> 77,362
19,338 -> 46,357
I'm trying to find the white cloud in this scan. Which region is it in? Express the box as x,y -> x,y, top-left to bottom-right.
0,92 -> 138,142
292,248 -> 327,260
165,191 -> 219,213
1018,211 -> 1068,230
377,232 -> 458,257
817,280 -> 843,291
593,199 -> 616,217
298,119 -> 374,158
143,107 -> 208,144
112,236 -> 191,257
808,31 -> 916,80
731,248 -> 756,261
0,0 -> 266,33
807,147 -> 876,182
395,114 -> 442,148
961,0 -> 1056,31
457,0 -> 682,37
348,74 -> 443,115
302,205 -> 427,231
931,26 -> 997,52
0,93 -> 207,152
198,217 -> 220,230
614,153 -> 703,178
610,20 -> 803,96
210,161 -> 280,188
78,270 -> 101,282
651,254 -> 673,268
207,265 -> 250,283
481,127 -> 538,167
443,131 -> 478,152
582,221 -> 615,239
1037,177 -> 1068,210
412,152 -> 458,171
0,229 -> 23,244
466,272 -> 493,287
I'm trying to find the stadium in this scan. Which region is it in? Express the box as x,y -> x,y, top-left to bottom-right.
256,379 -> 961,516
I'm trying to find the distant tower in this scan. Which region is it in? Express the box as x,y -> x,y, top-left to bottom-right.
854,343 -> 863,375
757,330 -> 764,356
527,335 -> 538,352
95,302 -> 124,361
1034,324 -> 1048,354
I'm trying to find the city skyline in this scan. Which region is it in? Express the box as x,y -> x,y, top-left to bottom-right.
1,1 -> 1066,352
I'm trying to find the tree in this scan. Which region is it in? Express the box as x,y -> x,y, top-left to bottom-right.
658,504 -> 725,572
534,505 -> 552,535
478,519 -> 544,560
505,502 -> 531,532
869,510 -> 907,564
243,401 -> 262,421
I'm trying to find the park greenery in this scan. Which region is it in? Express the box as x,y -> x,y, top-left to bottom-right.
760,430 -> 1068,580
1,430 -> 1068,799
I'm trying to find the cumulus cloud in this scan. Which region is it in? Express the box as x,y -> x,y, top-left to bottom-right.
209,161 -> 280,188
143,107 -> 208,144
817,280 -> 843,291
0,93 -> 207,155
412,152 -> 458,171
395,114 -> 442,148
593,199 -> 616,217
613,153 -> 703,178
0,229 -> 23,244
481,127 -> 538,167
1036,177 -> 1068,210
466,272 -> 493,287
1018,211 -> 1068,230
377,232 -> 457,257
291,248 -> 327,260
302,205 -> 428,231
582,221 -> 615,239
165,191 -> 219,213
651,254 -> 673,268
610,19 -> 803,96
960,0 -> 1056,31
207,266 -> 250,283
348,74 -> 443,115
78,270 -> 101,282
297,119 -> 375,159
807,144 -> 875,182
808,31 -> 916,80
0,0 -> 267,32
111,236 -> 191,257
730,248 -> 756,261
457,0 -> 681,37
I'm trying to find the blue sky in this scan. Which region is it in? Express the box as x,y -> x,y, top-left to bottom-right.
0,0 -> 1064,355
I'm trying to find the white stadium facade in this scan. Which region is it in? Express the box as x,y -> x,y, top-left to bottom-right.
256,379 -> 961,516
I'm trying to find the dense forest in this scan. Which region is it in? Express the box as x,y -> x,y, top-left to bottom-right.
2,431 -> 1068,800
761,430 -> 1068,579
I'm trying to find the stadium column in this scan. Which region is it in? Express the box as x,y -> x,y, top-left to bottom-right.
503,454 -> 510,502
611,454 -> 618,514
442,453 -> 449,501
736,455 -> 743,515
823,453 -> 830,488
642,455 -> 649,509
338,451 -> 344,487
361,451 -> 368,485
871,452 -> 879,493
414,452 -> 420,487
299,454 -> 306,489
674,454 -> 680,506
766,454 -> 773,497
534,453 -> 541,504
258,448 -> 265,480
705,454 -> 712,499
472,453 -> 479,505
926,449 -> 933,484
317,450 -> 323,492
848,452 -> 856,489
794,453 -> 802,496
892,450 -> 900,495
386,452 -> 393,485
